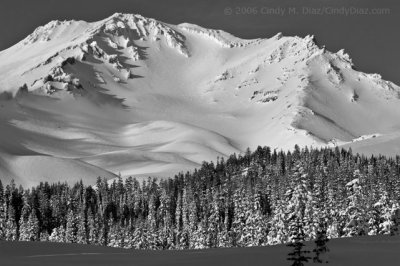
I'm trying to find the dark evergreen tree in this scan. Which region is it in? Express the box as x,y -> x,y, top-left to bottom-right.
313,220 -> 329,263
287,217 -> 311,266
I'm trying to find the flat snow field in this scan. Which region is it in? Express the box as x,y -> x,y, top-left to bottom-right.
1,235 -> 400,266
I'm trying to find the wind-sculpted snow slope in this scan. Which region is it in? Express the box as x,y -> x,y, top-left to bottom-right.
1,13 -> 400,186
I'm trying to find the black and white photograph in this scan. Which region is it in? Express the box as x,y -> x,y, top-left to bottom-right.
0,0 -> 400,265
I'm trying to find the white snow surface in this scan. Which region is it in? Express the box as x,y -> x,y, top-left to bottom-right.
1,13 -> 400,186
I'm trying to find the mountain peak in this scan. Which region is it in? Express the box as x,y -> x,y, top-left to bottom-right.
93,12 -> 189,57
107,12 -> 145,20
1,13 -> 400,186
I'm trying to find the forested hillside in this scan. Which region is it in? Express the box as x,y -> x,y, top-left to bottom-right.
1,145 -> 399,249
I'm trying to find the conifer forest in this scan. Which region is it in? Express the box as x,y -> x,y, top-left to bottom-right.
1,146 -> 399,250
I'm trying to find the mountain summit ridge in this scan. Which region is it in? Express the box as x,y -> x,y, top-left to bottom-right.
1,13 -> 400,186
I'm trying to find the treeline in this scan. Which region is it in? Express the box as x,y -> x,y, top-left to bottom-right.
0,145 -> 400,249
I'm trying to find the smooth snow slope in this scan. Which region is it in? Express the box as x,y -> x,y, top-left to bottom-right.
1,13 -> 400,186
1,235 -> 400,266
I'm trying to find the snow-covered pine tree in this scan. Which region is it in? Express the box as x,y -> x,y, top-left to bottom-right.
49,225 -> 66,242
272,163 -> 311,244
192,219 -> 208,249
147,194 -> 160,249
40,230 -> 50,242
232,185 -> 256,247
19,210 -> 39,241
65,209 -> 79,243
185,187 -> 198,249
107,219 -> 120,248
4,205 -> 18,241
137,223 -> 150,249
343,172 -> 368,236
287,217 -> 311,266
130,224 -> 142,249
4,181 -> 22,241
123,227 -> 135,249
88,213 -> 100,245
242,192 -> 266,246
217,186 -> 232,248
19,193 -> 31,241
313,219 -> 329,263
76,209 -> 88,244
310,166 -> 329,236
174,191 -> 183,249
158,187 -> 174,249
267,197 -> 289,245
219,177 -> 235,248
370,192 -> 400,235
206,187 -> 221,248
303,188 -> 319,241
0,180 -> 5,240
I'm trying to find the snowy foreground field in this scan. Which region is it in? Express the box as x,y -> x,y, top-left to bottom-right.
1,235 -> 400,266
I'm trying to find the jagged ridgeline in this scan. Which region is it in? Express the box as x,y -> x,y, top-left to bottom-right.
1,145 -> 399,249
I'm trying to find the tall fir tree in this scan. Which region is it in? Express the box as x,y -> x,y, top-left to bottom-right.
65,209 -> 79,243
287,217 -> 311,266
313,219 -> 329,263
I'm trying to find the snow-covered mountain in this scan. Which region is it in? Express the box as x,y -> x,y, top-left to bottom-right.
1,13 -> 400,186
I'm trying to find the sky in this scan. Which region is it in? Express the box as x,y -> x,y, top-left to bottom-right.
1,0 -> 399,84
